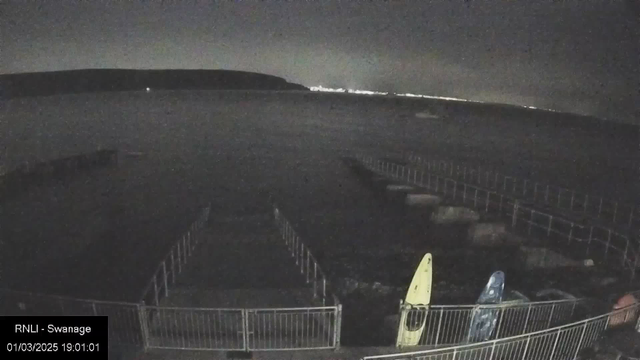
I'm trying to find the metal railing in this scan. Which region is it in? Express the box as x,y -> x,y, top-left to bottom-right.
362,302 -> 640,360
396,299 -> 587,347
0,288 -> 146,347
356,155 -> 639,280
273,203 -> 341,308
140,205 -> 211,306
406,152 -> 640,236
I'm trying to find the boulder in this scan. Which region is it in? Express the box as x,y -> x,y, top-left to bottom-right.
405,194 -> 442,207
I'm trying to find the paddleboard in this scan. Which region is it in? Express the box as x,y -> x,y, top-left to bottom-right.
397,253 -> 432,347
467,271 -> 505,343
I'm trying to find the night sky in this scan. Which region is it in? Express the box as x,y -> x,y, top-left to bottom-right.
2,1 -> 639,124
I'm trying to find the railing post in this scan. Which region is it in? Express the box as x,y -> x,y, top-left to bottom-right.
170,249 -> 176,284
463,184 -> 467,203
176,242 -> 182,274
522,304 -> 532,333
520,337 -> 531,360
434,307 -> 444,346
420,170 -> 424,187
570,190 -> 575,211
452,180 -> 457,199
313,262 -> 318,298
598,198 -> 603,218
512,201 -> 519,228
573,322 -> 589,360
605,230 -> 612,259
306,251 -> 310,283
547,303 -> 556,328
488,342 -> 497,360
486,191 -> 490,213
534,183 -> 539,202
153,275 -> 159,306
92,302 -> 98,316
334,304 -> 342,349
322,279 -> 327,306
557,188 -> 563,207
137,304 -> 150,351
584,194 -> 589,213
547,216 -> 553,236
545,184 -> 550,204
529,210 -> 535,235
568,223 -> 574,244
162,261 -> 169,298
474,188 -> 479,208
548,330 -> 561,360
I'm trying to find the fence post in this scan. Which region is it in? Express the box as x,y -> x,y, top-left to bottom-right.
512,178 -> 517,194
162,261 -> 169,298
493,173 -> 498,189
547,216 -> 553,236
488,342 -> 497,360
512,201 -> 519,228
485,192 -> 490,213
92,302 -> 98,316
137,304 -> 150,351
534,183 -> 539,202
420,170 -> 424,187
334,304 -> 343,349
434,307 -> 444,346
547,303 -> 556,328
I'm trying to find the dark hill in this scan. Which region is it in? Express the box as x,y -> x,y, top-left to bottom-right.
0,69 -> 309,98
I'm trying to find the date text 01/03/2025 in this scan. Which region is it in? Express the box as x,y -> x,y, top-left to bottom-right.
1,316 -> 108,359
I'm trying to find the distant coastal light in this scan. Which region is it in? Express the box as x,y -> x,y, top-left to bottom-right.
310,85 -> 566,113
146,87 -> 151,92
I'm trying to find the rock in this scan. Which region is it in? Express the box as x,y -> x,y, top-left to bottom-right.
467,222 -> 510,247
386,184 -> 415,191
431,206 -> 480,224
405,194 -> 441,207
